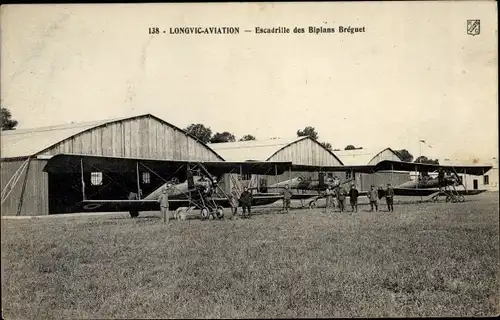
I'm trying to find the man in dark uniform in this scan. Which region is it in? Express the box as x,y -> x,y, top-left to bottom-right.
239,186 -> 253,218
438,168 -> 445,192
368,185 -> 379,212
337,187 -> 346,212
348,184 -> 359,213
281,184 -> 293,213
385,183 -> 395,212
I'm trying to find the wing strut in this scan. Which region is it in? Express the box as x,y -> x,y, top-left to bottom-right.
274,164 -> 278,190
136,161 -> 141,200
16,158 -> 32,216
81,158 -> 86,201
390,163 -> 394,185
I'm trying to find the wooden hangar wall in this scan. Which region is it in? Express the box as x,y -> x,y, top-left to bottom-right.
342,148 -> 409,191
265,138 -> 344,190
0,114 -> 223,216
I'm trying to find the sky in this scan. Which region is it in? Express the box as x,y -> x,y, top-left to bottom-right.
1,2 -> 498,162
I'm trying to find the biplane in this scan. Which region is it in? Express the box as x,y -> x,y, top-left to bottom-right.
42,154 -> 291,219
265,164 -> 375,208
385,161 -> 493,202
263,161 -> 492,207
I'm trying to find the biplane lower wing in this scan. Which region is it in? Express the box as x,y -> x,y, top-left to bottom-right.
78,199 -> 189,212
77,194 -> 283,213
393,188 -> 488,197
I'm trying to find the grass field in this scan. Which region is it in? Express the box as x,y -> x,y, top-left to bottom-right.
2,192 -> 499,318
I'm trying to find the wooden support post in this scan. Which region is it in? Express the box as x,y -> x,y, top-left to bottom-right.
16,158 -> 32,216
136,161 -> 141,200
415,164 -> 422,202
80,158 -> 86,200
464,168 -> 467,191
240,164 -> 243,192
390,163 -> 394,185
274,164 -> 278,190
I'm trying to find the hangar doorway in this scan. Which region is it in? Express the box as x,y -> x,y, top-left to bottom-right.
47,170 -> 170,214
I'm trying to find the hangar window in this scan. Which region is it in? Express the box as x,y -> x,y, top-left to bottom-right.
483,175 -> 489,185
346,171 -> 353,180
142,172 -> 151,184
91,172 -> 103,186
241,173 -> 251,181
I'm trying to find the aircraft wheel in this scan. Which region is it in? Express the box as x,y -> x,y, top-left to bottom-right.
129,210 -> 139,218
445,196 -> 451,203
451,197 -> 458,203
458,195 -> 465,203
309,201 -> 317,209
215,206 -> 224,219
176,208 -> 186,221
200,207 -> 209,220
179,210 -> 187,221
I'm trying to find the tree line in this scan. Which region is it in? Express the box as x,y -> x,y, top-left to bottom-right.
0,108 -> 439,165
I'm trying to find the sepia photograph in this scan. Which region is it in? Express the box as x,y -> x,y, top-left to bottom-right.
1,2 -> 498,318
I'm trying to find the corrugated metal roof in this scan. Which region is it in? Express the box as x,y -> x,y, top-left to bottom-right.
1,115 -> 135,159
335,147 -> 401,165
210,137 -> 309,162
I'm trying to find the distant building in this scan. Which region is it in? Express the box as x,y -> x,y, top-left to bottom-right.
1,114 -> 224,216
335,147 -> 410,191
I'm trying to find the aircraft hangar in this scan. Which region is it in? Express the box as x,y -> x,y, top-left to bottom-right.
0,114 -> 224,216
335,147 -> 409,191
210,136 -> 344,192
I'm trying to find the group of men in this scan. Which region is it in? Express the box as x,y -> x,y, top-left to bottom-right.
229,186 -> 253,218
157,179 -> 397,223
228,184 -> 295,217
322,183 -> 395,213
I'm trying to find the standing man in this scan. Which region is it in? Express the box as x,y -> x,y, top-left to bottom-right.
158,184 -> 171,223
229,187 -> 240,218
337,187 -> 346,212
239,186 -> 253,218
385,183 -> 395,212
281,184 -> 293,214
324,186 -> 335,214
368,185 -> 379,212
438,168 -> 445,192
348,184 -> 359,213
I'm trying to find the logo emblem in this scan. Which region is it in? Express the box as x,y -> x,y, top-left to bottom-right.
467,20 -> 480,36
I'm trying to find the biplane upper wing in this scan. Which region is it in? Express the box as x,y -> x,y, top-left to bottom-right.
78,194 -> 284,213
290,164 -> 377,173
42,153 -> 292,175
374,160 -> 493,175
290,161 -> 493,175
